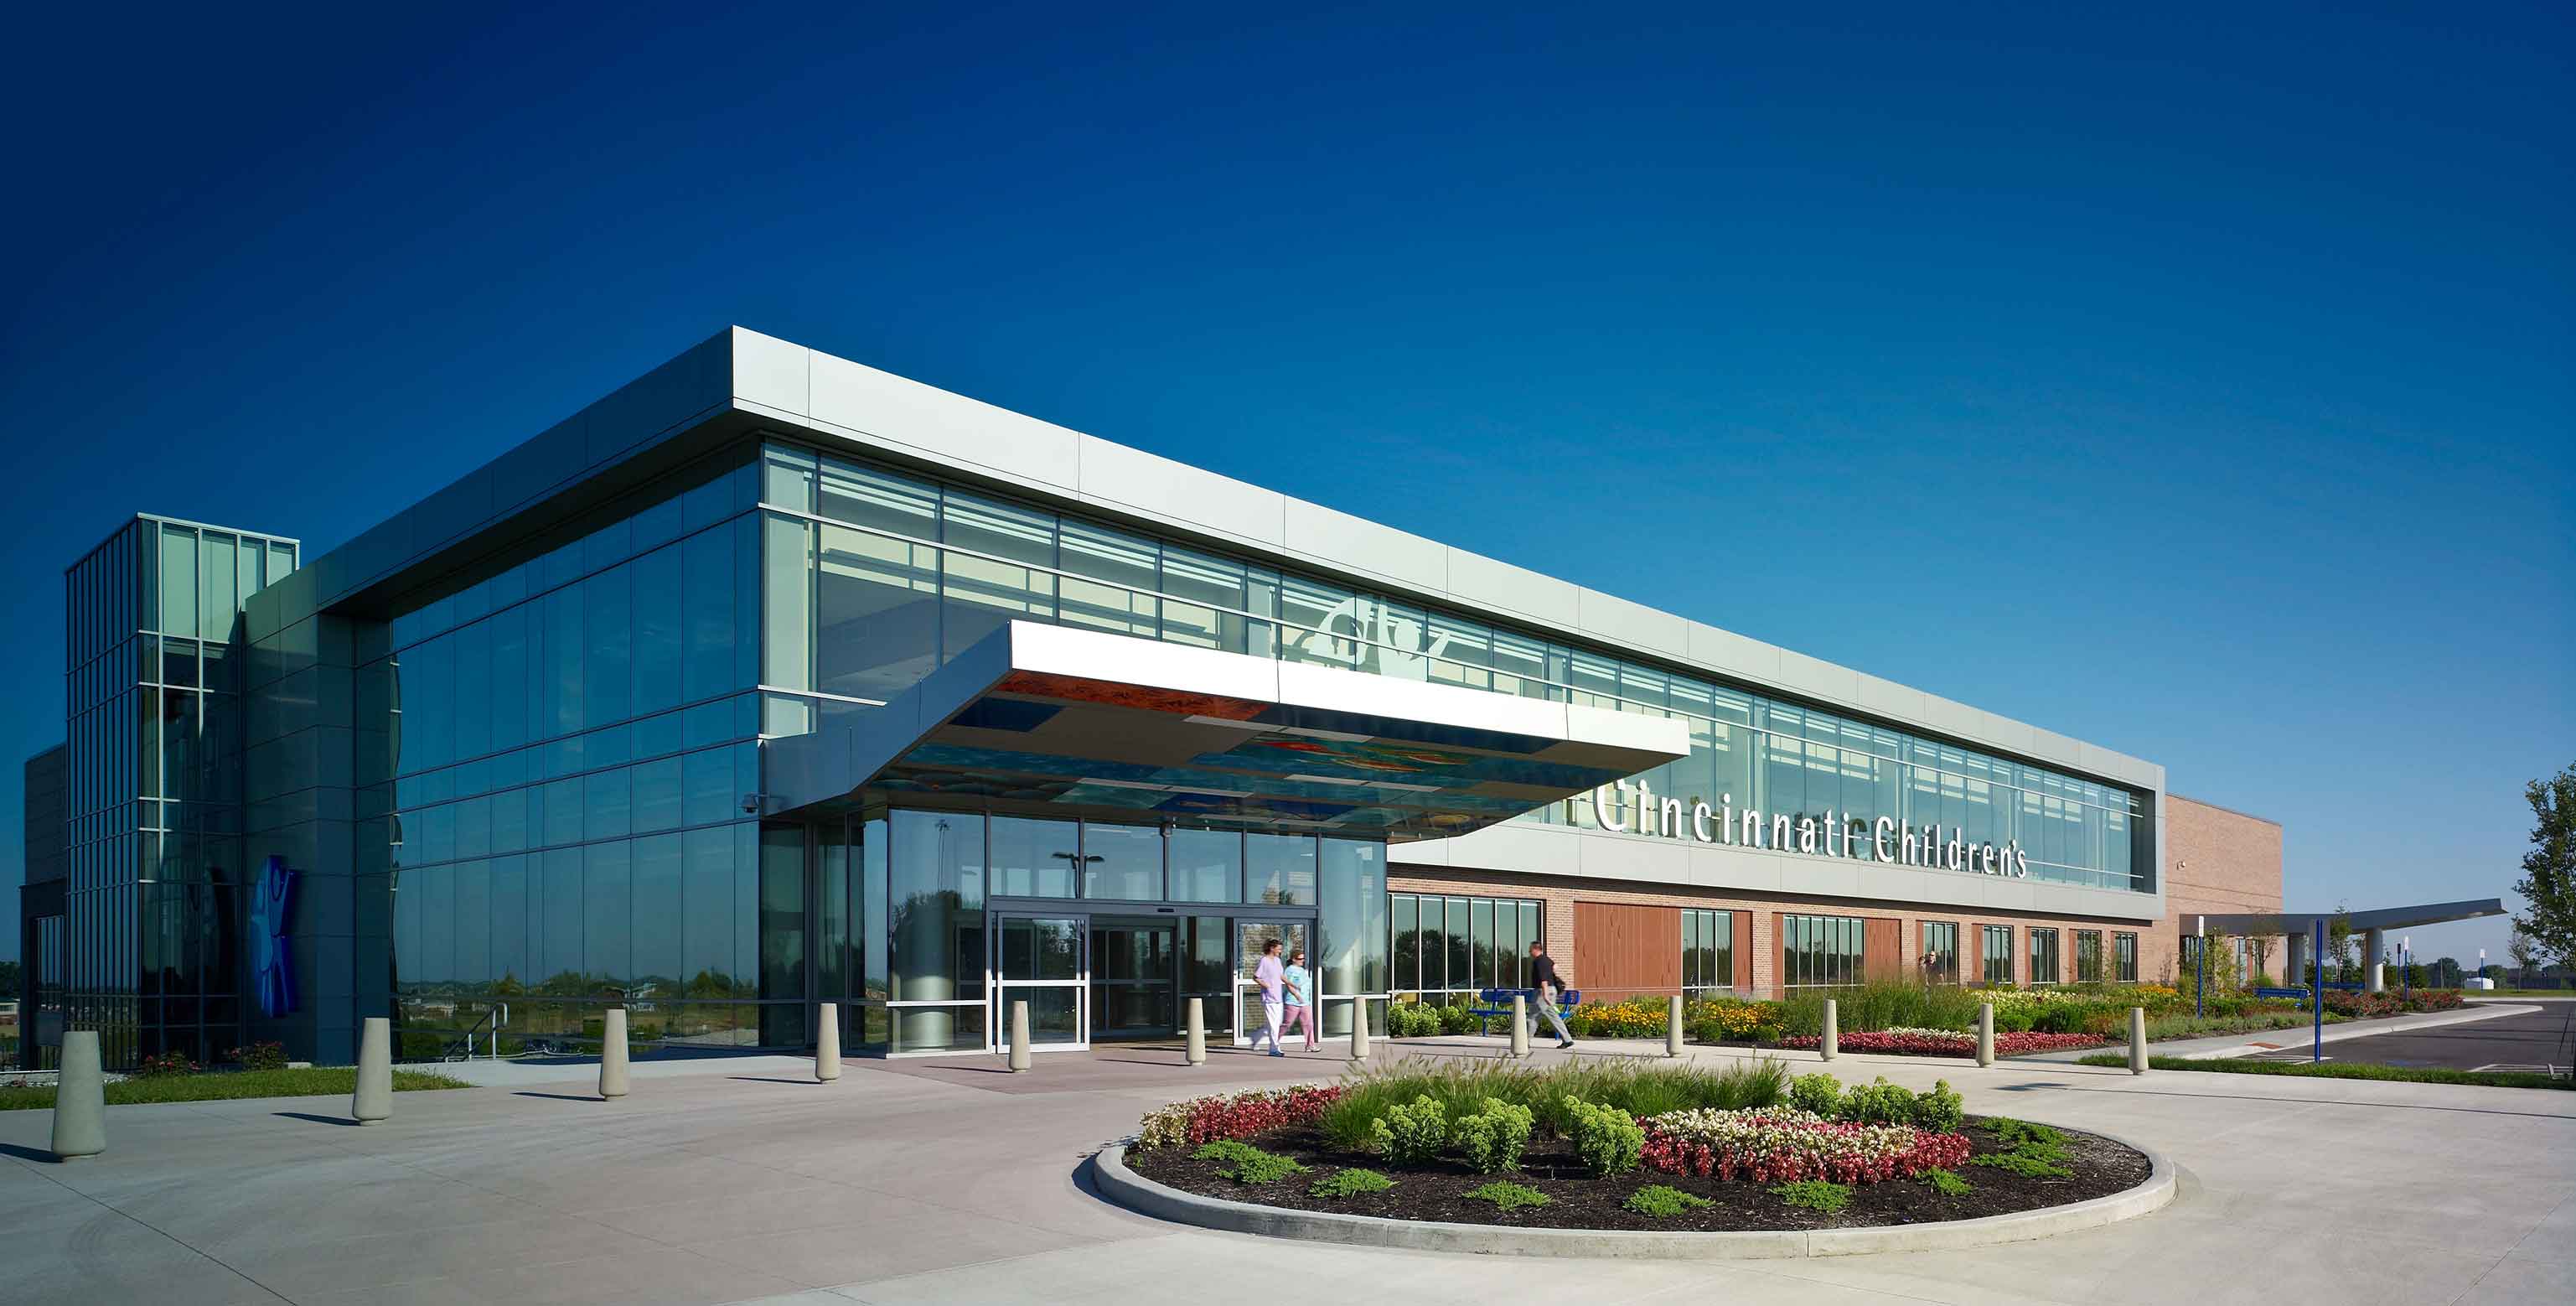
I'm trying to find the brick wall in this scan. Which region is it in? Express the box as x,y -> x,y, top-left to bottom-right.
2164,794 -> 2289,981
1389,868 -> 2171,999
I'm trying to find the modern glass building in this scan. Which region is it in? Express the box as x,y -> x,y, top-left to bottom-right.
17,329 -> 2281,1069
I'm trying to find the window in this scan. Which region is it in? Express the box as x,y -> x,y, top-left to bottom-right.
1389,891 -> 1544,996
1981,925 -> 2014,986
1683,909 -> 1735,993
2075,930 -> 2103,983
1920,920 -> 1959,984
2029,927 -> 2061,985
2114,931 -> 2139,983
1782,913 -> 1864,987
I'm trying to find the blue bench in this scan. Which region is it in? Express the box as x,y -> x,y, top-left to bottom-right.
2253,982 -> 2364,1008
1467,987 -> 1580,1034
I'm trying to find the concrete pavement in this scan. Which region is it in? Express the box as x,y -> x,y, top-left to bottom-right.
1,1036 -> 2569,1305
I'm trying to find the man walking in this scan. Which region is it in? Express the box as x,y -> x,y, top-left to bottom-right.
1528,940 -> 1575,1050
1249,937 -> 1287,1056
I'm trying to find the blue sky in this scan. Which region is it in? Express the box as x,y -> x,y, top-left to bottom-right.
3,3 -> 2568,968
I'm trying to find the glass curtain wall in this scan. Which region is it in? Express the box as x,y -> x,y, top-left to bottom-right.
2075,930 -> 2103,983
1981,925 -> 2015,986
380,451 -> 777,1058
1682,909 -> 1735,994
1782,914 -> 1865,988
752,442 -> 2151,894
60,517 -> 297,1067
1920,920 -> 1960,984
2029,928 -> 2062,985
819,813 -> 1389,1053
1389,892 -> 1544,1002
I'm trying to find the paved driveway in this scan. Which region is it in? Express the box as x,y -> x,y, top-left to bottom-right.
1,1039 -> 2568,1305
2246,1003 -> 2575,1074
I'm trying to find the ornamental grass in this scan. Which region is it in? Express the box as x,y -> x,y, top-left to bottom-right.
1316,1056 -> 1788,1153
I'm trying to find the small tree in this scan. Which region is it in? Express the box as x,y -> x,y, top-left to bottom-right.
2326,907 -> 2357,983
2508,928 -> 2539,985
2510,763 -> 2576,971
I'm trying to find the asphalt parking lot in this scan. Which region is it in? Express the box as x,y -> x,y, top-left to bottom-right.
2248,1001 -> 2575,1074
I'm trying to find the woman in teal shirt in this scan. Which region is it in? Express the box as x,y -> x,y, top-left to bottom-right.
1280,951 -> 1319,1051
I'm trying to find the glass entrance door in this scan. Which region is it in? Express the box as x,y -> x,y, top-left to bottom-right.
1232,917 -> 1311,1047
1090,917 -> 1177,1038
990,914 -> 1088,1052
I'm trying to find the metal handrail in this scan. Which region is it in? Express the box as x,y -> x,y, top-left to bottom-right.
442,1003 -> 509,1061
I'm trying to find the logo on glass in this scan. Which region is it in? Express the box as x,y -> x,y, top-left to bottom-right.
253,855 -> 297,1018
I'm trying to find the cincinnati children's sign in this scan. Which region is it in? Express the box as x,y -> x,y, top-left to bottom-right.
1589,778 -> 2031,878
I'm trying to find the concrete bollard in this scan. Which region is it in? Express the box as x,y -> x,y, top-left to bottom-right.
1008,1000 -> 1031,1072
815,1002 -> 841,1082
1821,998 -> 1839,1062
1976,1003 -> 1994,1067
1510,995 -> 1529,1059
1186,997 -> 1207,1065
2129,1006 -> 2148,1075
1348,1002 -> 1371,1064
599,1008 -> 629,1099
1668,995 -> 1685,1058
50,1030 -> 106,1160
353,1017 -> 393,1125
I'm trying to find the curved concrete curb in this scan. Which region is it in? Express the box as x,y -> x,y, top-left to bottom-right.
1093,1127 -> 2175,1260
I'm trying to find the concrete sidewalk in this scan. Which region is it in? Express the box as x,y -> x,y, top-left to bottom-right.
3,1039 -> 2569,1305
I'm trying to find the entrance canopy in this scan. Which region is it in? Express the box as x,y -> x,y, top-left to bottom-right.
2193,899 -> 2507,935
767,620 -> 1689,839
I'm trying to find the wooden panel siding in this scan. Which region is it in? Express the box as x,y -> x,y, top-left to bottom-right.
1733,910 -> 1755,991
1865,916 -> 1902,982
1574,901 -> 1681,999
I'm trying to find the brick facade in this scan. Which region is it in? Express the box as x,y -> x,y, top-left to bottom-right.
2164,794 -> 2291,982
1391,868 -> 2167,999
1392,794 -> 2284,998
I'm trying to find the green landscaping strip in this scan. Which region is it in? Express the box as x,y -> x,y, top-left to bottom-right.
0,1066 -> 471,1111
2075,1055 -> 2573,1091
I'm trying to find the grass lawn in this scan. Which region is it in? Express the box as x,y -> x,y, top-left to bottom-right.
0,1066 -> 472,1111
2076,1054 -> 2571,1091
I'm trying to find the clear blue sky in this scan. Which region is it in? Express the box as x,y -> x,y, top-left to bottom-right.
3,3 -> 2568,969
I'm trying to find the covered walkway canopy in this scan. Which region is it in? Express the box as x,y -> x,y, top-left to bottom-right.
2196,899 -> 2507,993
767,619 -> 1692,839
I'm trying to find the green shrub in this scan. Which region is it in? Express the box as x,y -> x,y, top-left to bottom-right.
1368,1094 -> 1451,1165
1770,1179 -> 1852,1213
1623,1184 -> 1713,1217
134,1050 -> 199,1079
2030,1005 -> 2090,1034
1970,1149 -> 2072,1179
1192,1140 -> 1308,1184
1911,1080 -> 1965,1132
1385,1002 -> 1442,1037
1451,1096 -> 1535,1174
1922,1168 -> 1973,1197
1787,1070 -> 1843,1117
1984,1117 -> 2066,1151
1309,1168 -> 1394,1198
1438,1003 -> 1482,1035
1992,1007 -> 2038,1033
1318,1056 -> 1786,1153
1835,1076 -> 1916,1126
1462,1180 -> 1551,1211
225,1041 -> 288,1071
1562,1095 -> 1644,1176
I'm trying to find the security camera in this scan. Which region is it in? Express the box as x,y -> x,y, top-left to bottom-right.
740,793 -> 767,816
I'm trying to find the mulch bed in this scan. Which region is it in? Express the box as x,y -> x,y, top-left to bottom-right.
1122,1116 -> 2148,1232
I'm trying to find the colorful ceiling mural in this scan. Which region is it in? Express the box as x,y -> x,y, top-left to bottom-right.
865,670 -> 1663,838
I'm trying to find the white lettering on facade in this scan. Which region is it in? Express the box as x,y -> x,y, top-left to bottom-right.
1591,785 -> 2032,879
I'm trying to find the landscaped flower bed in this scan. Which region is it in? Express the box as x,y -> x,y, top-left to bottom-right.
1120,1060 -> 2149,1232
1774,1029 -> 2110,1056
1137,1084 -> 1348,1148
